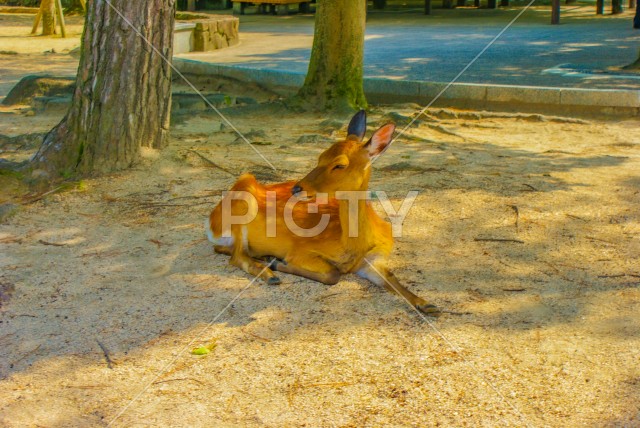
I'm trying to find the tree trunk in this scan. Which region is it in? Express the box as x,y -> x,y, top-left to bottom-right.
32,0 -> 175,178
295,0 -> 367,112
65,0 -> 86,14
41,0 -> 56,35
612,0 -> 623,13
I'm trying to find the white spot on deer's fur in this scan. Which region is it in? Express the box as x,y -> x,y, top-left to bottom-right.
204,218 -> 233,246
356,255 -> 386,283
204,218 -> 214,242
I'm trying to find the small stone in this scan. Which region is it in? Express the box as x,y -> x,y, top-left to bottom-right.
31,169 -> 50,180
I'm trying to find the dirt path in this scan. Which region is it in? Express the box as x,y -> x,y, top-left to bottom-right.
1,99 -> 639,426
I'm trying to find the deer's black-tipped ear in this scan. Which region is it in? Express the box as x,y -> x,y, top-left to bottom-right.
347,110 -> 367,141
364,123 -> 395,158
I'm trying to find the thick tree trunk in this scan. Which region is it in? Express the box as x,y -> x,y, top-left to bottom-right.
296,0 -> 367,112
41,0 -> 56,35
32,0 -> 175,177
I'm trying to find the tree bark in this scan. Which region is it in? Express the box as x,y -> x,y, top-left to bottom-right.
295,0 -> 367,112
41,0 -> 56,35
65,0 -> 86,14
32,0 -> 175,178
612,0 -> 623,13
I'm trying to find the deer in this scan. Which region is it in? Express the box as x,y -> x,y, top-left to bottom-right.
206,110 -> 440,316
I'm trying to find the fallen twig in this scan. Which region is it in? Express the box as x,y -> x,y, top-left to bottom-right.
63,384 -> 108,389
38,239 -> 66,247
598,273 -> 640,279
167,193 -> 216,202
81,249 -> 123,258
509,205 -> 519,231
474,237 -> 524,244
300,381 -> 355,389
441,310 -> 473,316
587,236 -> 615,245
148,239 -> 164,248
21,185 -> 64,205
137,201 -> 212,208
0,236 -> 23,244
566,213 -> 587,222
502,288 -> 526,292
183,238 -> 208,248
11,344 -> 41,367
316,292 -> 340,301
243,329 -> 272,342
427,124 -> 466,140
152,377 -> 204,386
187,149 -> 235,177
96,339 -> 113,369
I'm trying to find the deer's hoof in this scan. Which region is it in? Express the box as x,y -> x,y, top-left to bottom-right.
416,302 -> 441,317
267,276 -> 281,286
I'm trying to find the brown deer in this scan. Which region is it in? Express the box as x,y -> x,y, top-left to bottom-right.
206,110 -> 440,316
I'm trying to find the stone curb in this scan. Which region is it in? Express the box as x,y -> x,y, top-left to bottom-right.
174,58 -> 640,117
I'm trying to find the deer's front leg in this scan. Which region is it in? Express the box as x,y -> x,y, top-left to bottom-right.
268,255 -> 341,285
357,259 -> 440,317
229,251 -> 281,285
226,231 -> 280,285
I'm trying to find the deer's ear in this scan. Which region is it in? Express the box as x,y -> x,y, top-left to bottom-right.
347,110 -> 367,141
364,123 -> 395,157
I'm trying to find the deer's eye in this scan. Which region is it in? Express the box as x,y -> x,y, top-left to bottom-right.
332,164 -> 347,171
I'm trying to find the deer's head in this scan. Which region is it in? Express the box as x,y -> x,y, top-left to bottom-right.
292,110 -> 395,199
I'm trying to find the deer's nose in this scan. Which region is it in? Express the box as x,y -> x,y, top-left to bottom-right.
292,184 -> 303,196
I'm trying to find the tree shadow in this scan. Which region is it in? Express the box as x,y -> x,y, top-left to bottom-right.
1,107 -> 638,426
372,138 -> 629,194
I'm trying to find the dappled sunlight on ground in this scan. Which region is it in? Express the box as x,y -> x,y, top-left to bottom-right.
1,4 -> 639,425
1,103 -> 639,426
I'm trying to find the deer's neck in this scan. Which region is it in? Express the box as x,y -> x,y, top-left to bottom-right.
337,192 -> 373,246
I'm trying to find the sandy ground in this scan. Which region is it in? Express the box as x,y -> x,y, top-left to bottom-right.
1,96 -> 639,427
0,12 -> 84,98
1,8 -> 640,428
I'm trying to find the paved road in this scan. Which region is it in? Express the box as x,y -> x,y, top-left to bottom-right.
178,3 -> 640,90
